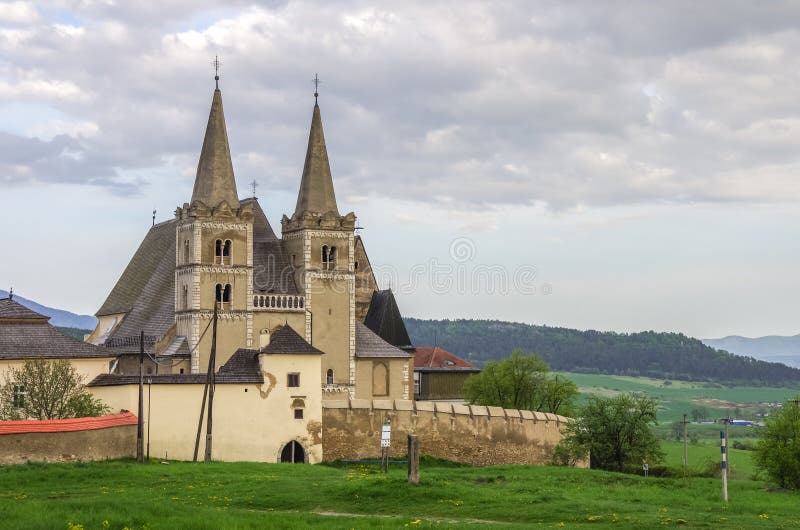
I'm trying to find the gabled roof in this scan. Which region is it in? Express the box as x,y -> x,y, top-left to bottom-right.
293,103 -> 339,217
0,297 -> 48,321
414,346 -> 479,371
355,322 -> 414,359
364,290 -> 413,349
220,348 -> 261,374
190,88 -> 240,209
0,303 -> 115,360
88,372 -> 263,386
261,325 -> 324,355
96,219 -> 176,318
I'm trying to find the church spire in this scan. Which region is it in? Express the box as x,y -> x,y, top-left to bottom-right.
293,89 -> 339,218
190,76 -> 240,209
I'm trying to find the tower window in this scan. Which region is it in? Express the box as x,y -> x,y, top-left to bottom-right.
326,369 -> 334,385
215,239 -> 222,264
321,245 -> 329,268
287,373 -> 300,387
215,283 -> 232,309
223,239 -> 232,264
184,239 -> 190,263
182,285 -> 188,310
329,246 -> 337,269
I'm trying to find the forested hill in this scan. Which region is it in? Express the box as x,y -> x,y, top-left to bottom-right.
404,319 -> 800,386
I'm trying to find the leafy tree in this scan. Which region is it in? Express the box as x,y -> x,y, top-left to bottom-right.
556,393 -> 664,472
690,406 -> 709,423
463,349 -> 577,415
0,359 -> 109,420
754,397 -> 800,490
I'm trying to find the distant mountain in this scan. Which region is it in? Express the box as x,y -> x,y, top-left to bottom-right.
0,290 -> 97,330
405,318 -> 800,386
702,335 -> 800,368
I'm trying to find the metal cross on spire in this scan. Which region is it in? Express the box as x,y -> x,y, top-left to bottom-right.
312,73 -> 321,103
251,179 -> 258,199
212,56 -> 222,89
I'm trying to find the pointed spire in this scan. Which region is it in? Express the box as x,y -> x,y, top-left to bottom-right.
293,100 -> 339,217
190,87 -> 240,209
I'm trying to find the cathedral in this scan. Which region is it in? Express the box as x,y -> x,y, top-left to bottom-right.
87,79 -> 414,402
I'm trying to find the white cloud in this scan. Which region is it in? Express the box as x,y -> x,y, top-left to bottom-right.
0,1 -> 39,24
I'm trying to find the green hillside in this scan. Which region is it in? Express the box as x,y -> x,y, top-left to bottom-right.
405,318 -> 800,386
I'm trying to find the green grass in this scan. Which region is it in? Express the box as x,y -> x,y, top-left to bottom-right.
661,440 -> 758,480
562,372 -> 800,423
0,459 -> 798,529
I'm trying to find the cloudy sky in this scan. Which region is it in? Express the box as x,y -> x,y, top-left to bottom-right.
1,1 -> 798,339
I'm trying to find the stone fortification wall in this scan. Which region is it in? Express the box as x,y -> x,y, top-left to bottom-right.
323,399 -> 580,467
0,413 -> 137,464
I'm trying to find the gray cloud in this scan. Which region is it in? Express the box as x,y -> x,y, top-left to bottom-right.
2,1 -> 800,210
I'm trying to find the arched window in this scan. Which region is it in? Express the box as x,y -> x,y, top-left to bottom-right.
329,246 -> 337,269
326,369 -> 334,385
182,285 -> 188,310
372,362 -> 388,397
214,239 -> 223,264
215,283 -> 232,309
222,239 -> 232,264
321,245 -> 329,268
184,239 -> 190,263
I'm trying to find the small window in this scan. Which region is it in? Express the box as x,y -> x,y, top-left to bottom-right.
354,260 -> 359,272
12,384 -> 26,408
182,285 -> 188,310
214,239 -> 223,264
179,368 -> 185,374
223,239 -> 232,264
321,245 -> 329,268
294,409 -> 304,420
287,373 -> 300,387
146,367 -> 153,375
326,369 -> 334,385
184,239 -> 190,263
291,254 -> 296,267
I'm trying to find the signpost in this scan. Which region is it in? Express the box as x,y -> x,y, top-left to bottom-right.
380,419 -> 391,472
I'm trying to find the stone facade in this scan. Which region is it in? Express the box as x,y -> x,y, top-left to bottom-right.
322,399 -> 582,467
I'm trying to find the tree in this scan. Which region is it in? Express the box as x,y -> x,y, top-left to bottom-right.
463,349 -> 577,415
754,397 -> 800,490
556,393 -> 664,472
0,359 -> 109,420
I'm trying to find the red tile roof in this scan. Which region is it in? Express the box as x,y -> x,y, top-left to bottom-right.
413,347 -> 477,370
0,412 -> 137,435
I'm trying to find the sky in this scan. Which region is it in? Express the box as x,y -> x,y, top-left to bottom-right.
0,0 -> 798,339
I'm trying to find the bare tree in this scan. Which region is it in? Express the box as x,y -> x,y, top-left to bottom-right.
0,360 -> 109,420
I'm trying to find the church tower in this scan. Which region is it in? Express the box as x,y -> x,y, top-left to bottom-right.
175,81 -> 254,373
282,96 -> 357,394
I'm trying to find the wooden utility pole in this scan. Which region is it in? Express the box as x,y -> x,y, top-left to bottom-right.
407,434 -> 419,484
204,301 -> 219,462
681,413 -> 688,477
137,330 -> 144,463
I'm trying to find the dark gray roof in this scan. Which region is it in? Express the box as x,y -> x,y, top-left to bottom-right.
364,289 -> 413,349
97,220 -> 176,317
88,371 -> 263,386
355,322 -> 414,359
0,320 -> 115,360
242,198 -> 277,242
0,297 -> 48,321
261,325 -> 324,355
220,348 -> 260,373
253,240 -> 298,294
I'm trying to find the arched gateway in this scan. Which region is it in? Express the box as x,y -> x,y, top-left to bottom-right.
279,441 -> 306,463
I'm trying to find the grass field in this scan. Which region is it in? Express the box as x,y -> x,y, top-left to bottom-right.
561,372 -> 800,423
661,440 -> 759,480
1,459 -> 798,529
